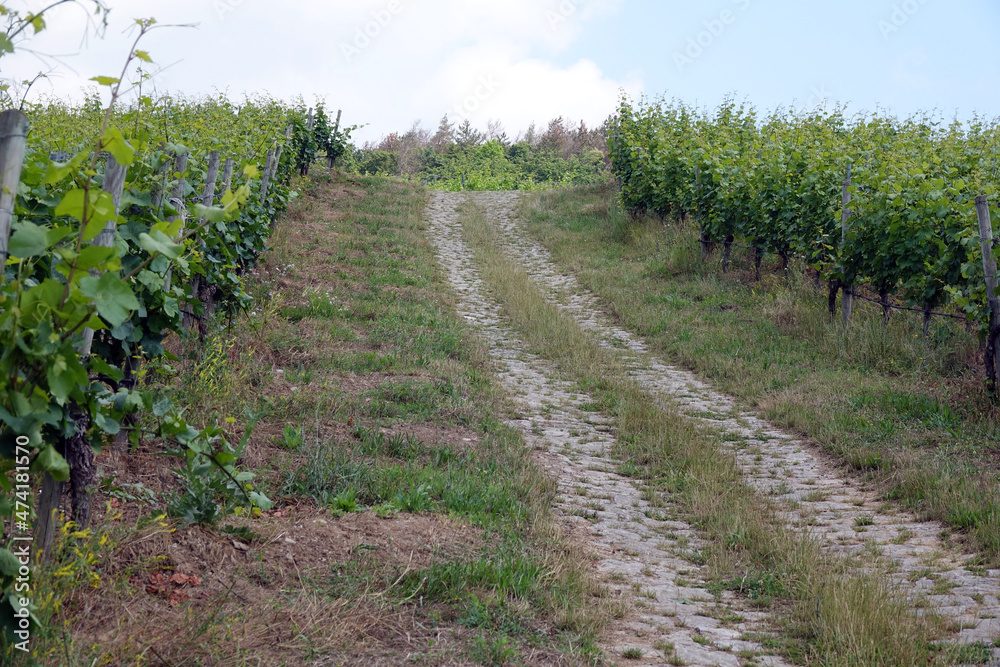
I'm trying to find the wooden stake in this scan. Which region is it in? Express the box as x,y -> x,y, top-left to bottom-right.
168,151 -> 189,222
0,110 -> 28,267
696,167 -> 706,261
80,157 -> 127,357
259,148 -> 275,199
328,109 -> 342,168
149,149 -> 170,213
272,124 -> 293,183
975,195 -> 1000,395
841,165 -> 853,328
163,151 -> 189,294
34,473 -> 63,563
220,157 -> 234,195
303,109 -> 314,176
201,151 -> 221,208
185,151 -> 221,332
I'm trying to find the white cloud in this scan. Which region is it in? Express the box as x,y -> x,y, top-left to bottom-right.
419,46 -> 640,136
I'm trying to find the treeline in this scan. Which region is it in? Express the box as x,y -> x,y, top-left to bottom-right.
344,115 -> 612,190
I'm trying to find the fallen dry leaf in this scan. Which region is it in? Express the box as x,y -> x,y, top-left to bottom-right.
168,573 -> 203,587
167,590 -> 189,606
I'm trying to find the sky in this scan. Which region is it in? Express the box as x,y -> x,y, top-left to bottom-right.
3,0 -> 999,144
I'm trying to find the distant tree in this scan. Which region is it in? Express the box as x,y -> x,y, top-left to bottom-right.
507,141 -> 531,162
540,116 -> 571,157
431,114 -> 454,151
359,150 -> 398,175
520,122 -> 539,146
486,119 -> 510,146
455,119 -> 484,148
396,121 -> 430,176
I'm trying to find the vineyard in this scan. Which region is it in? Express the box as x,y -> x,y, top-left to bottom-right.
0,13 -> 355,649
608,96 -> 1000,390
8,3 -> 1000,665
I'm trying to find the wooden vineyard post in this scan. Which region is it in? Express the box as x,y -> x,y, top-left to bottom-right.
80,157 -> 128,357
327,109 -> 342,168
722,236 -> 734,274
149,148 -> 170,215
201,151 -> 221,210
0,110 -> 28,267
205,156 -> 234,328
220,157 -> 234,194
696,167 -> 707,261
262,125 -> 293,210
185,151 -> 221,332
0,111 -> 64,561
162,151 -> 189,294
302,108 -> 314,176
841,165 -> 854,328
272,124 -> 293,184
259,148 -> 275,200
975,196 -> 1000,395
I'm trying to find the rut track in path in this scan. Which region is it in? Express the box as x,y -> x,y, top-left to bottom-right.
464,190 -> 1000,659
427,192 -> 794,666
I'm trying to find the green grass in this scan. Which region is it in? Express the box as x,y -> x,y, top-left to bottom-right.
264,173 -> 608,662
519,182 -> 1000,564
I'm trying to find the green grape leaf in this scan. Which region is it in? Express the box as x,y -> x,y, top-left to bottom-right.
78,273 -> 139,328
7,223 -> 48,258
93,412 -> 121,435
90,76 -> 119,87
35,446 -> 69,482
88,355 -> 124,383
101,127 -> 135,167
0,549 -> 20,577
43,153 -> 87,184
46,353 -> 88,404
192,204 -> 226,223
138,230 -> 183,260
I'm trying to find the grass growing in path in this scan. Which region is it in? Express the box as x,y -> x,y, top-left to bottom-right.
459,199 -> 950,666
519,183 -> 1000,564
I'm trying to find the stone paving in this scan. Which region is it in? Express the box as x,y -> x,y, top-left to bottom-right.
427,192 -> 794,666
467,190 -> 1000,662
